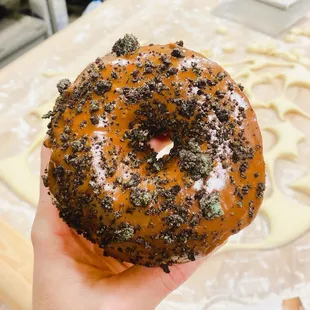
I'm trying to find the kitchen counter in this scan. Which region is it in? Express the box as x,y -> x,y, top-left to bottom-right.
1,0 -> 310,309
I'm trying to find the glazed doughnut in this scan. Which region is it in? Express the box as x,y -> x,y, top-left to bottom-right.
43,34 -> 265,272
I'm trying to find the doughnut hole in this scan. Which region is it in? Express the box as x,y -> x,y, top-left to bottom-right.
150,134 -> 174,154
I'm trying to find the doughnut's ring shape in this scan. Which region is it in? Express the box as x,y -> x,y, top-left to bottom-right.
43,35 -> 265,271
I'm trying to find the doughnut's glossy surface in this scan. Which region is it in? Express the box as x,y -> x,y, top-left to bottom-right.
44,36 -> 265,270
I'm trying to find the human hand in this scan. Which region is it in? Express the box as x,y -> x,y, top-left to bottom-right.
31,146 -> 205,310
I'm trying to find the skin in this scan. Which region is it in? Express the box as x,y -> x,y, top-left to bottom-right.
32,145 -> 206,310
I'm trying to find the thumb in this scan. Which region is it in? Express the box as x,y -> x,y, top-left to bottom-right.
105,259 -> 205,310
32,145 -> 70,250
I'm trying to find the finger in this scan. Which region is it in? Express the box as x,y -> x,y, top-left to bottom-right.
104,258 -> 205,310
150,136 -> 172,152
32,145 -> 69,248
36,145 -> 54,215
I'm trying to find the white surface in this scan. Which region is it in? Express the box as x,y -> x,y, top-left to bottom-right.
258,0 -> 301,9
207,294 -> 282,309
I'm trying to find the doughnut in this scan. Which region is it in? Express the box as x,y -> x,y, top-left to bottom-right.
43,34 -> 265,272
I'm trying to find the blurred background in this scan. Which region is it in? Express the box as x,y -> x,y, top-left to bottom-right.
1,0 -> 310,69
0,0 -> 104,68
